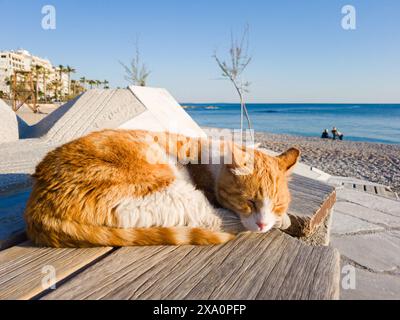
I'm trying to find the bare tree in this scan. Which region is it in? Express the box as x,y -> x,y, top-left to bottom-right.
120,40 -> 150,86
213,25 -> 253,140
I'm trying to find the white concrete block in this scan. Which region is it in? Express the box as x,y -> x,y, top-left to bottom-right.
129,86 -> 206,138
0,99 -> 19,143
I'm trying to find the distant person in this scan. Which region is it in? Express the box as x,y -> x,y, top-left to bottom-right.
332,127 -> 344,141
332,127 -> 338,140
321,129 -> 330,139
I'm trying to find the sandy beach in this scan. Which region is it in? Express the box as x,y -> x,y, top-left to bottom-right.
253,131 -> 400,193
16,104 -> 59,126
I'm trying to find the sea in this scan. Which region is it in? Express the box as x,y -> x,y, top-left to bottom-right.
183,103 -> 400,145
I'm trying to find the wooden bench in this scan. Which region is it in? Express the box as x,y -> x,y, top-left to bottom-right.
0,174 -> 339,300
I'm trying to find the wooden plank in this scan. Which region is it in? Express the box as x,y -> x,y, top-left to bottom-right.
343,183 -> 353,189
290,174 -> 334,194
205,232 -> 290,300
169,233 -> 278,300
0,242 -> 113,300
290,189 -> 328,214
354,184 -> 364,192
376,186 -> 398,200
286,175 -> 336,237
376,186 -> 387,197
42,231 -> 340,300
289,182 -> 332,199
365,184 -> 376,195
269,244 -> 340,299
290,186 -> 331,204
340,182 -> 399,201
301,246 -> 340,299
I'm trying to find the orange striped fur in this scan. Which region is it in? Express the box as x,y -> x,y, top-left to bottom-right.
25,129 -> 299,248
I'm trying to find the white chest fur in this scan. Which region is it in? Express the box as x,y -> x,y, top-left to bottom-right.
113,162 -> 223,230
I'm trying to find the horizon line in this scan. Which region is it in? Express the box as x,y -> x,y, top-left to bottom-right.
180,102 -> 400,105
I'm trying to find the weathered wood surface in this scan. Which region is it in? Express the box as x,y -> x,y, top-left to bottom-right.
0,174 -> 338,300
340,182 -> 399,201
42,231 -> 340,300
0,242 -> 112,300
286,174 -> 336,237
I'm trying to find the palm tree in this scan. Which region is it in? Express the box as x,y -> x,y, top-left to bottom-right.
32,65 -> 44,102
65,65 -> 76,97
57,64 -> 67,101
58,64 -> 64,79
75,81 -> 85,95
87,80 -> 96,89
48,79 -> 62,101
79,76 -> 87,90
96,80 -> 102,88
103,80 -> 109,89
70,80 -> 78,96
42,69 -> 50,103
57,65 -> 64,100
46,81 -> 55,101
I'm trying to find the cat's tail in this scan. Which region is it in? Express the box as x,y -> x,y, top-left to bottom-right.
27,219 -> 236,248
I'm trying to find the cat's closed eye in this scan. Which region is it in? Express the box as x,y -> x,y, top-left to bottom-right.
247,200 -> 257,211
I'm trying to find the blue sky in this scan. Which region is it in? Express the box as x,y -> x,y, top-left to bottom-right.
0,0 -> 399,103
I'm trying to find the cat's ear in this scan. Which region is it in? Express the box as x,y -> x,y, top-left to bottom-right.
226,143 -> 253,176
277,148 -> 300,175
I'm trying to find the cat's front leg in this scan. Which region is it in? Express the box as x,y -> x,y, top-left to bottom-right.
273,213 -> 291,230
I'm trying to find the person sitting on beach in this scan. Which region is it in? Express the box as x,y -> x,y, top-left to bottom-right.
332,127 -> 344,141
332,127 -> 338,140
321,129 -> 330,139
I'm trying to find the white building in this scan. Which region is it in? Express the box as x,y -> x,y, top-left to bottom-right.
0,49 -> 69,99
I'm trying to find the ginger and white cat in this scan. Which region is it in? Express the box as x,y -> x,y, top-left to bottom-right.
25,129 -> 300,248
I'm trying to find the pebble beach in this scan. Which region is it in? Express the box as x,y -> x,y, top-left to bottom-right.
254,131 -> 400,193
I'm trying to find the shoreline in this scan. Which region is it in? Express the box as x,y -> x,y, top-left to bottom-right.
256,131 -> 400,193
186,103 -> 400,145
204,127 -> 400,193
199,124 -> 400,146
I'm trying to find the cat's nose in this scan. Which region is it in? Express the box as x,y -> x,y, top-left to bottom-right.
256,222 -> 266,231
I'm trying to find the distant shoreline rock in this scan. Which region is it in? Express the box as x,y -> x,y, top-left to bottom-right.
181,105 -> 219,110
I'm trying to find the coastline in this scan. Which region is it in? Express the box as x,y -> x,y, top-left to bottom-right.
186,103 -> 400,145
204,127 -> 400,193
257,131 -> 400,193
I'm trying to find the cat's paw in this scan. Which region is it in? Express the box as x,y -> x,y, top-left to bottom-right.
274,213 -> 291,230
